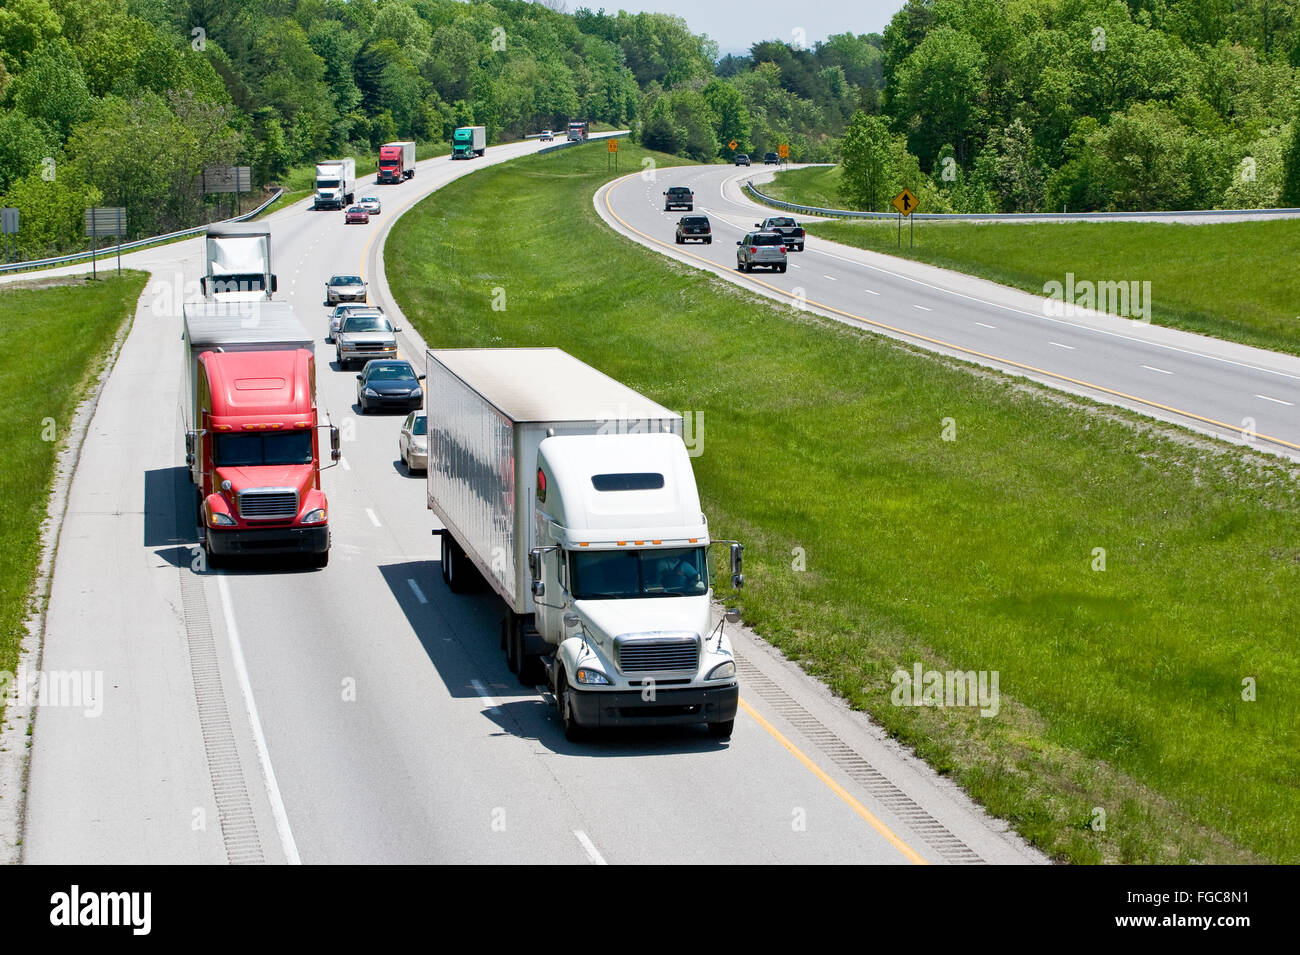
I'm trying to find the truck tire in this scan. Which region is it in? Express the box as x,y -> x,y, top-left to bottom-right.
441,530 -> 476,594
708,719 -> 734,740
556,672 -> 587,742
777,264 -> 787,273
204,531 -> 223,570
504,616 -> 519,674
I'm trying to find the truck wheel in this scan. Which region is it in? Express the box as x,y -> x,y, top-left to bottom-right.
708,719 -> 734,740
442,531 -> 474,593
778,264 -> 787,273
706,237 -> 712,244
557,672 -> 587,742
504,617 -> 520,674
204,531 -> 223,570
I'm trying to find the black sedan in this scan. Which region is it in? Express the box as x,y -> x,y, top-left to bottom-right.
356,360 -> 425,414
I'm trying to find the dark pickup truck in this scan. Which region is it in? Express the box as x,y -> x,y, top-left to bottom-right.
664,186 -> 694,211
755,216 -> 805,251
675,215 -> 712,244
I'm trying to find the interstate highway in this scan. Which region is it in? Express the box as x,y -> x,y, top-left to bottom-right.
597,165 -> 1300,460
3,140 -> 1043,865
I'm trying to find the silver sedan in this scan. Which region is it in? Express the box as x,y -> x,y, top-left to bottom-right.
399,411 -> 428,472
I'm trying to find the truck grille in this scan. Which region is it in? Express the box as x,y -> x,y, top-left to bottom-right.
238,488 -> 298,521
617,635 -> 699,673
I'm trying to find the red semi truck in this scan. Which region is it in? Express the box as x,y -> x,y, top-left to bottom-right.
377,141 -> 416,183
183,303 -> 340,567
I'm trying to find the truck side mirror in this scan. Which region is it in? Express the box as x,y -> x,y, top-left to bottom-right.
724,608 -> 741,624
330,426 -> 341,453
528,547 -> 545,596
270,275 -> 278,293
184,430 -> 196,465
200,277 -> 208,295
730,542 -> 744,590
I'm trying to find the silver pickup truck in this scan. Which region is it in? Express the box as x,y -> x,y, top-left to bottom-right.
335,313 -> 401,369
755,216 -> 805,252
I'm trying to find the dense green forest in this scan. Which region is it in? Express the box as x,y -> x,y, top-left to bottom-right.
1,0 -> 1297,258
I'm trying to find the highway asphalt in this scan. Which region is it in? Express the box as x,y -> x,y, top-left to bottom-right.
598,165 -> 1300,461
4,139 -> 1044,864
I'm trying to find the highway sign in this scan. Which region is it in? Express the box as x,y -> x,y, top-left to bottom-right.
892,189 -> 919,216
607,138 -> 618,153
729,139 -> 738,151
778,143 -> 789,159
200,165 -> 251,194
84,207 -> 126,237
1,208 -> 18,234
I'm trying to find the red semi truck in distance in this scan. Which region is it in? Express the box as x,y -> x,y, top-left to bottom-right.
377,141 -> 416,183
182,303 -> 340,568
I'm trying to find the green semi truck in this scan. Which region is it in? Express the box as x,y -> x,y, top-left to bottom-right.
452,126 -> 486,160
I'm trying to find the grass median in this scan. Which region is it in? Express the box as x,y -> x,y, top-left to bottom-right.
762,166 -> 1300,356
387,141 -> 1300,864
0,273 -> 148,720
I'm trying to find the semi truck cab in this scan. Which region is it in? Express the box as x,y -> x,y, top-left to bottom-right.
528,432 -> 742,740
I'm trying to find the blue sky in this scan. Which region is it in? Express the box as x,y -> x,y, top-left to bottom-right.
567,1 -> 904,55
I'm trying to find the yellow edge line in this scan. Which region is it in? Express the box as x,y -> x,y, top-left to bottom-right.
602,175 -> 1300,453
739,698 -> 928,865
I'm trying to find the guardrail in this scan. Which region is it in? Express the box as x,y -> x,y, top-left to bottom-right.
743,180 -> 1300,222
0,187 -> 285,275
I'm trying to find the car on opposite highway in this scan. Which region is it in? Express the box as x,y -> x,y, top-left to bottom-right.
325,274 -> 367,305
734,153 -> 751,166
663,186 -> 694,211
398,411 -> 428,471
675,215 -> 712,244
358,196 -> 382,214
336,312 -> 400,369
356,359 -> 424,415
540,130 -> 554,142
345,205 -> 370,224
736,231 -> 788,273
328,303 -> 382,342
764,152 -> 780,164
756,216 -> 805,251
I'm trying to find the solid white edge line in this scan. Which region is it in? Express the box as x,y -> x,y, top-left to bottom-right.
573,830 -> 608,865
216,572 -> 302,865
407,578 -> 427,604
470,679 -> 500,712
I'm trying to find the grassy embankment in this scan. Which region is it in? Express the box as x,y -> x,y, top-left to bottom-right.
0,274 -> 149,722
762,165 -> 1300,355
387,142 -> 1300,864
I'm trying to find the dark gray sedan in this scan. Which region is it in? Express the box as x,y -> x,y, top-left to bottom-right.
356,360 -> 424,414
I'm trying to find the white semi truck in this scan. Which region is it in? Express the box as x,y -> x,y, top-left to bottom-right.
314,158 -> 356,209
201,222 -> 276,303
425,348 -> 744,740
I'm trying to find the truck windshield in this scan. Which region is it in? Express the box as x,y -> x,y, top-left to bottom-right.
318,179 -> 340,188
214,432 -> 313,467
570,547 -> 708,599
211,274 -> 267,292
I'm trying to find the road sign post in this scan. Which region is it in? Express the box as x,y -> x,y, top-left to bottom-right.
607,136 -> 618,171
1,207 -> 17,264
891,189 -> 919,248
778,143 -> 789,164
85,207 -> 126,279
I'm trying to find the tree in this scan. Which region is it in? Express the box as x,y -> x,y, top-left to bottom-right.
1281,121 -> 1300,205
11,41 -> 94,139
890,25 -> 987,167
0,109 -> 51,194
0,169 -> 101,258
702,80 -> 751,155
839,110 -> 892,211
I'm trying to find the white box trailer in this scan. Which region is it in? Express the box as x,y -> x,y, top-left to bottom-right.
314,158 -> 356,209
425,347 -> 744,740
202,222 -> 276,303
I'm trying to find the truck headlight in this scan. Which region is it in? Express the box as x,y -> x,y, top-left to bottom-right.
707,661 -> 736,680
575,667 -> 610,685
208,511 -> 236,527
301,508 -> 327,525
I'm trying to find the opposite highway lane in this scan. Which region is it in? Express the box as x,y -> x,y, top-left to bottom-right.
4,139 -> 1043,865
598,165 -> 1300,460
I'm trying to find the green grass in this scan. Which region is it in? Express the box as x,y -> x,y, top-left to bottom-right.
387,141 -> 1300,864
0,273 -> 149,720
761,164 -> 849,210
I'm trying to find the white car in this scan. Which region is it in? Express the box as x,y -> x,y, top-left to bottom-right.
328,303 -> 383,342
398,411 -> 428,472
358,196 -> 381,214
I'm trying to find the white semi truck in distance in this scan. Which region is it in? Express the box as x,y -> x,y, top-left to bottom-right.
314,158 -> 356,209
201,222 -> 276,303
425,348 -> 744,741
